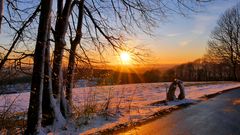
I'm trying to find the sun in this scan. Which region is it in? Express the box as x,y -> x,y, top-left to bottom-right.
120,52 -> 131,64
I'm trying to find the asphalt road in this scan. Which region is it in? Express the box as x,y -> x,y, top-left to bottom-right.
117,89 -> 240,135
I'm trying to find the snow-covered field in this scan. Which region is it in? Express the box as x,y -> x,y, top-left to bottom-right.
1,81 -> 240,134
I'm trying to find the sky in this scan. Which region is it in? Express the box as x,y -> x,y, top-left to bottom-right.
1,0 -> 240,67
124,0 -> 240,65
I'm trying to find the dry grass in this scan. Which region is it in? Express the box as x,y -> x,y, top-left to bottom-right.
0,95 -> 27,135
74,90 -> 98,126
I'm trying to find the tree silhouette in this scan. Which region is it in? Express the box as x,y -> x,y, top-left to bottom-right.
207,3 -> 240,80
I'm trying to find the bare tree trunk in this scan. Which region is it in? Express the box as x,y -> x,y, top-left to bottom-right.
52,0 -> 72,118
65,42 -> 76,114
42,20 -> 54,126
230,38 -> 238,81
0,0 -> 4,32
26,0 -> 52,134
233,64 -> 238,81
66,0 -> 84,117
42,29 -> 66,128
52,41 -> 65,100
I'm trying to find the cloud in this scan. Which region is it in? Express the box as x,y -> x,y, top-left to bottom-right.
166,33 -> 182,37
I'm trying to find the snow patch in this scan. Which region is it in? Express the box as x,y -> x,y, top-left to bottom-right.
1,81 -> 240,134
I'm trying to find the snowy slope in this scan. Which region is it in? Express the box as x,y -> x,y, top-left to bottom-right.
0,81 -> 240,134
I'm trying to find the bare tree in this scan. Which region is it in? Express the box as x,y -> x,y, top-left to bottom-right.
66,0 -> 85,115
0,0 -> 214,134
25,0 -> 53,134
207,3 -> 240,81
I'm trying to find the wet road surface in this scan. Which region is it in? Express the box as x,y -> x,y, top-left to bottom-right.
117,89 -> 240,135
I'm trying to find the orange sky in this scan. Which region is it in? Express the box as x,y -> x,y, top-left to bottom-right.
0,1 -> 239,67
106,1 -> 239,65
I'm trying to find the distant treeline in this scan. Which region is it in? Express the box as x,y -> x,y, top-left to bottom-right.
164,59 -> 239,81
0,67 -> 32,86
73,58 -> 239,85
1,57 -> 239,87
